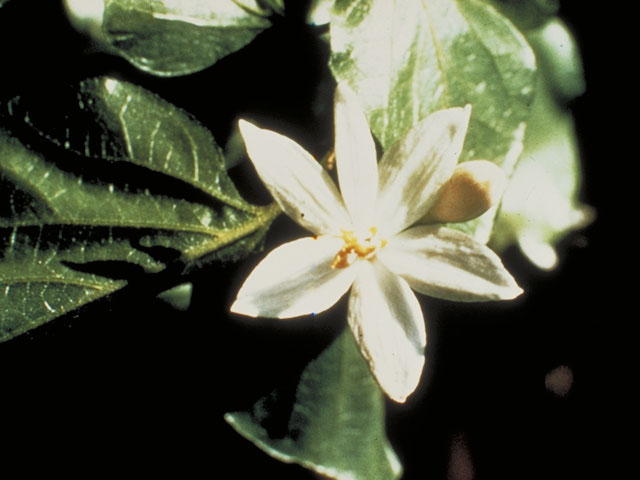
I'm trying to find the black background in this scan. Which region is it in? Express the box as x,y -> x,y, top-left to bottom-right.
0,1 -> 616,478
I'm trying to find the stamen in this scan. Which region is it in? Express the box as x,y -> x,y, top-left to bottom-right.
331,227 -> 386,269
326,151 -> 336,170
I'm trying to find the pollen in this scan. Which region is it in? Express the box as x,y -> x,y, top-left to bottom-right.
331,227 -> 387,269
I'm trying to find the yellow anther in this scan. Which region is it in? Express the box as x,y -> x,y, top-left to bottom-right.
331,227 -> 386,269
326,150 -> 336,170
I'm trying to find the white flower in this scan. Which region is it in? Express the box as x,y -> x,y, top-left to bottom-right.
231,83 -> 522,402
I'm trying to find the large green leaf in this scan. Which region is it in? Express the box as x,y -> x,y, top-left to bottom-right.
0,77 -> 280,342
102,0 -> 279,76
329,0 -> 537,241
492,19 -> 593,269
226,329 -> 402,480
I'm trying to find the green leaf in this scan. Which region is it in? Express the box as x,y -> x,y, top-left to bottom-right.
102,0 -> 276,76
329,0 -> 536,241
225,330 -> 402,480
157,282 -> 193,310
0,77 -> 280,342
246,0 -> 284,15
491,20 -> 593,269
527,18 -> 585,101
484,0 -> 559,31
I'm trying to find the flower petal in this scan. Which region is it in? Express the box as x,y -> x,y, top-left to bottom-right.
239,119 -> 351,234
231,235 -> 357,318
379,225 -> 523,301
334,82 -> 379,228
376,106 -> 472,235
348,259 -> 426,403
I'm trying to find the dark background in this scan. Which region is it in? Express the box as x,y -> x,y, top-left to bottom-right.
0,1 -> 614,478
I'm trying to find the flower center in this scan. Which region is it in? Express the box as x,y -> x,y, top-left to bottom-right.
331,227 -> 387,269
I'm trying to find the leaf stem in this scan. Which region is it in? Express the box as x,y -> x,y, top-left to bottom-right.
181,202 -> 281,263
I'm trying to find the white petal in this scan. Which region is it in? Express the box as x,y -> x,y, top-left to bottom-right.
334,82 -> 378,228
239,120 -> 351,234
348,260 -> 426,403
379,225 -> 523,301
376,106 -> 472,235
231,235 -> 357,318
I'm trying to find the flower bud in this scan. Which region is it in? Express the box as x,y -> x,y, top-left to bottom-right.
426,160 -> 506,223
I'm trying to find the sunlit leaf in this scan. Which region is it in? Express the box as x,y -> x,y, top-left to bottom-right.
102,0 -> 277,76
329,0 -> 536,241
226,330 -> 402,480
0,77 -> 280,342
